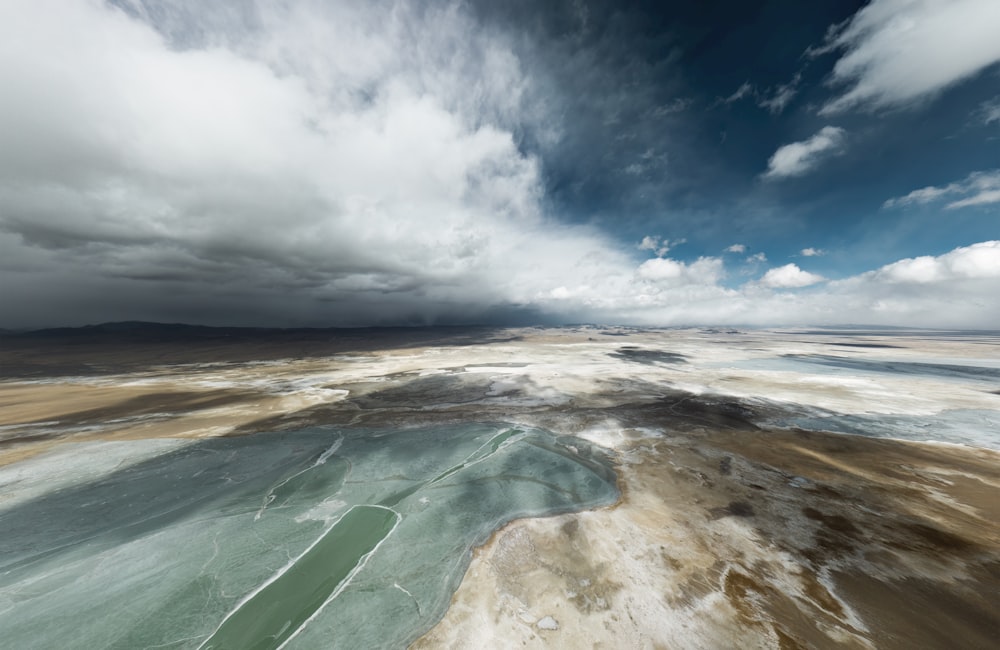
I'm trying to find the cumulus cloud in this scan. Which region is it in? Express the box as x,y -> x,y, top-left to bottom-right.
519,240 -> 1000,329
637,256 -> 723,286
869,241 -> 1000,283
762,127 -> 846,179
746,253 -> 767,264
638,236 -> 659,252
638,236 -> 684,257
801,247 -> 824,257
603,241 -> 1000,329
883,170 -> 1000,209
725,244 -> 746,254
759,264 -> 825,289
820,0 -> 1000,114
803,241 -> 1000,327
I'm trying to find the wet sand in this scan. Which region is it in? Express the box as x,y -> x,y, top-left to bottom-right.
1,325 -> 998,648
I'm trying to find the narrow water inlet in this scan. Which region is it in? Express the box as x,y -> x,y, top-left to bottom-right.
200,505 -> 400,650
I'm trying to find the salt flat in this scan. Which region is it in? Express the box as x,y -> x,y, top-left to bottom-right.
1,326 -> 998,648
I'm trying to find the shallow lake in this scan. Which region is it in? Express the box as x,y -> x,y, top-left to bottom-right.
0,423 -> 619,649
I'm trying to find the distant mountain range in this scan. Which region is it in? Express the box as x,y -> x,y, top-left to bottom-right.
0,321 -> 502,342
0,321 -> 524,379
4,321 -> 996,347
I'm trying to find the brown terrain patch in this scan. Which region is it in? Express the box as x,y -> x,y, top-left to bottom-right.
419,427 -> 1000,649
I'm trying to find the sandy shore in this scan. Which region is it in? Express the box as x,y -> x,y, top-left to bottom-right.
415,428 -> 999,649
2,325 -> 998,648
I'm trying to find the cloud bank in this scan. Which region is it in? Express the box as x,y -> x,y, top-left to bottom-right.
600,242 -> 1000,328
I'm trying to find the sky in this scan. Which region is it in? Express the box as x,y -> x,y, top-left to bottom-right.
1,0 -> 998,329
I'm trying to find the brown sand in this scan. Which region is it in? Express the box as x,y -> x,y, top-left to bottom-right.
415,429 -> 1000,649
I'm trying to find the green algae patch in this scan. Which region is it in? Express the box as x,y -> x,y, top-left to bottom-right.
201,505 -> 399,650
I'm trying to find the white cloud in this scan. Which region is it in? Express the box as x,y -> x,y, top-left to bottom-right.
602,241 -> 1000,329
638,236 -> 684,257
883,170 -> 1000,209
636,256 -> 723,286
724,81 -> 753,104
801,247 -> 824,257
950,191 -> 1000,209
980,97 -> 1000,125
721,75 -> 798,114
871,241 -> 1000,283
637,257 -> 684,281
820,0 -> 1000,114
638,236 -> 659,251
762,127 -> 846,179
883,186 -> 951,208
529,240 -> 1000,329
758,74 -> 800,114
759,264 -> 825,289
725,244 -> 746,254
746,252 -> 767,263
649,98 -> 691,116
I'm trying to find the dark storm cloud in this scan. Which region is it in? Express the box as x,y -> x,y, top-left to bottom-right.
0,0 -> 641,327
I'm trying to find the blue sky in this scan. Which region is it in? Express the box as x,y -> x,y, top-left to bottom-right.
0,0 -> 998,328
487,0 -> 999,275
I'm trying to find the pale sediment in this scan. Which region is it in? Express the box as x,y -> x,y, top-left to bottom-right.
414,427 -> 1000,649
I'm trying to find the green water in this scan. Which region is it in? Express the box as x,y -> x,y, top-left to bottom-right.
201,505 -> 399,650
0,423 -> 619,649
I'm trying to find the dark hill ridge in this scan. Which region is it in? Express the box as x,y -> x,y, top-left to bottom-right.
2,321 -> 252,341
4,321 -> 483,339
0,322 -> 519,379
1,321 -> 512,343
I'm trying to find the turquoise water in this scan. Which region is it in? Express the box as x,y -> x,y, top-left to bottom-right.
775,409 -> 1000,451
0,424 -> 618,649
716,354 -> 1000,384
